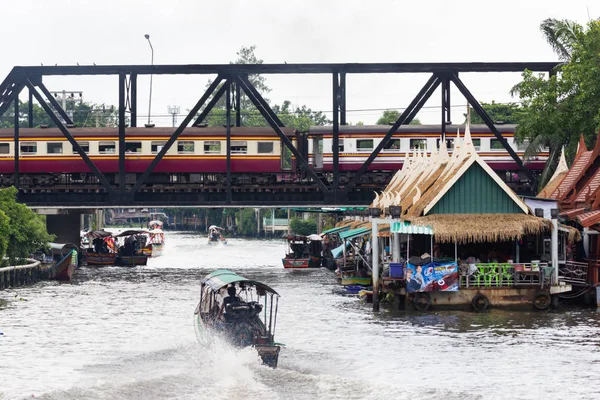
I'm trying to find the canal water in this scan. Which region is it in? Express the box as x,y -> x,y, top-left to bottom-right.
1,232 -> 600,400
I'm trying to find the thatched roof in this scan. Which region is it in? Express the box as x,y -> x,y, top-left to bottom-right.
560,224 -> 582,243
407,214 -> 551,244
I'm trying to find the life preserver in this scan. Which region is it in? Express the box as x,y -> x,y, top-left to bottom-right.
413,292 -> 431,311
471,294 -> 489,311
533,291 -> 551,310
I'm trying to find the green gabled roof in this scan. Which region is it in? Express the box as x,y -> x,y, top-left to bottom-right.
430,162 -> 524,214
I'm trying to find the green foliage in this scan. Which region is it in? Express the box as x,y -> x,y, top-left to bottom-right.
0,209 -> 9,259
466,101 -> 525,125
236,208 -> 257,236
198,46 -> 330,130
0,100 -> 119,129
0,187 -> 54,263
290,218 -> 317,235
511,19 -> 600,187
376,110 -> 420,125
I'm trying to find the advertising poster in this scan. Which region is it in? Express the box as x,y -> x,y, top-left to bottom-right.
405,262 -> 459,292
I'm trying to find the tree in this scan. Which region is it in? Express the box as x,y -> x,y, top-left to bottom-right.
0,100 -> 119,129
466,101 -> 525,125
376,110 -> 421,125
0,187 -> 54,264
511,19 -> 600,186
290,218 -> 317,236
198,46 -> 331,130
272,101 -> 330,132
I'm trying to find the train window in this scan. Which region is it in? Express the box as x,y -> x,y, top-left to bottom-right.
257,142 -> 274,154
231,141 -> 247,154
490,139 -> 505,150
516,140 -> 529,151
203,141 -> 219,154
332,139 -> 344,152
99,141 -> 116,154
20,142 -> 37,154
73,141 -> 89,153
410,139 -> 427,150
151,141 -> 166,154
178,141 -> 195,154
356,139 -> 373,151
436,138 -> 454,150
0,143 -> 9,154
125,142 -> 142,153
383,139 -> 400,151
472,139 -> 481,151
47,143 -> 63,154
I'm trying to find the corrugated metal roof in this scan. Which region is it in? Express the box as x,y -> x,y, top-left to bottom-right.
321,226 -> 350,235
391,221 -> 433,235
339,227 -> 371,240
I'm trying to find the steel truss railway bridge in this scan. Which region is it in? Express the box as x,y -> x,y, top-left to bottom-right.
0,61 -> 558,208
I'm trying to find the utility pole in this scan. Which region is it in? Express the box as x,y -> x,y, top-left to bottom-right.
167,105 -> 180,127
49,90 -> 83,123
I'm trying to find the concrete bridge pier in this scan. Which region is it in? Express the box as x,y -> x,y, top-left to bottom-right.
34,209 -> 96,248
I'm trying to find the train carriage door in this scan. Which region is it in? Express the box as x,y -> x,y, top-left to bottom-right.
281,140 -> 292,171
313,137 -> 323,170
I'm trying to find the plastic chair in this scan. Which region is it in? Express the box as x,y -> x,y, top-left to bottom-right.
499,263 -> 514,286
473,263 -> 487,287
484,262 -> 501,287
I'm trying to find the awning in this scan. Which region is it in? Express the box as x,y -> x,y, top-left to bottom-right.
321,226 -> 351,235
339,227 -> 371,240
331,242 -> 350,259
391,221 -> 433,235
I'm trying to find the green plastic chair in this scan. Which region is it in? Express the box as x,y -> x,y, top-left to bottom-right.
484,262 -> 501,287
473,263 -> 487,287
499,263 -> 514,286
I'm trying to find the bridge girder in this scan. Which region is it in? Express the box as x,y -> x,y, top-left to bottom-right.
0,61 -> 559,207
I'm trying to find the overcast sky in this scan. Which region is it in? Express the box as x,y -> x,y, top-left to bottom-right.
1,0 -> 595,126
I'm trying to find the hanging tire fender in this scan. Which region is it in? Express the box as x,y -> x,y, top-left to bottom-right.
533,291 -> 551,311
471,293 -> 489,312
413,292 -> 431,311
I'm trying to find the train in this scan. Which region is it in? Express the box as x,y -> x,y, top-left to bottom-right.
0,124 -> 547,190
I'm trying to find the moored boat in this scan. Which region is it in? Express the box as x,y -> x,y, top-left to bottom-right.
282,234 -> 322,269
194,269 -> 282,368
83,230 -> 117,266
40,243 -> 78,281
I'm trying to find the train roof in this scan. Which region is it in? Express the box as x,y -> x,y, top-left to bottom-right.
308,123 -> 517,135
0,126 -> 296,139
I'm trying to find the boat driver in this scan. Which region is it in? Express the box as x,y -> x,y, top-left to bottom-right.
219,285 -> 241,319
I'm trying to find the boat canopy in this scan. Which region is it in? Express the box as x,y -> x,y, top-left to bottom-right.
49,243 -> 78,255
85,230 -> 113,239
114,229 -> 149,238
201,269 -> 279,296
321,226 -> 350,236
339,227 -> 371,240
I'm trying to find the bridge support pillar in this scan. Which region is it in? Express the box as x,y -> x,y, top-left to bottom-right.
46,212 -> 84,248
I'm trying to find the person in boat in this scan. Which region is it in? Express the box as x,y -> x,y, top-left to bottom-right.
219,285 -> 241,320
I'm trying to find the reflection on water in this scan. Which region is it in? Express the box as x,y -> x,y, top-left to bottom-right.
1,233 -> 600,400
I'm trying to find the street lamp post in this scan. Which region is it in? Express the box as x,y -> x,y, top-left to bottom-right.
144,34 -> 154,128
